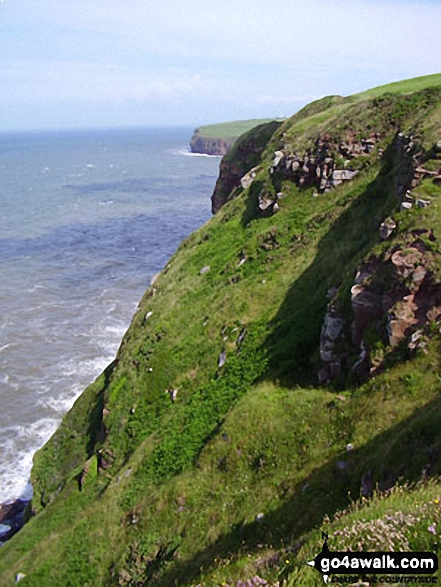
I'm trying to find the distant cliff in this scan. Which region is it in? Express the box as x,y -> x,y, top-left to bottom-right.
189,134 -> 232,156
190,119 -> 279,155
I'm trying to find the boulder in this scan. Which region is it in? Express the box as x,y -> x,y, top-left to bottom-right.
240,166 -> 259,189
218,350 -> 227,368
322,313 -> 344,342
412,265 -> 427,286
391,248 -> 422,278
272,151 -> 284,167
379,217 -> 397,240
332,169 -> 358,187
387,296 -> 418,346
318,303 -> 345,382
0,498 -> 29,542
258,193 -> 279,216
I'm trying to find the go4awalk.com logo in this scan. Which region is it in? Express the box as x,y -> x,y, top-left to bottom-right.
307,533 -> 438,584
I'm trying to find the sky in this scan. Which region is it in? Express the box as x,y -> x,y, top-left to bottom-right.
1,0 -> 441,131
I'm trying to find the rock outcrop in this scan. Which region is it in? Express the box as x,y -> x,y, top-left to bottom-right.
190,134 -> 232,156
211,121 -> 282,213
318,301 -> 345,384
268,135 -> 363,193
212,127 -> 382,216
319,227 -> 441,384
0,499 -> 29,543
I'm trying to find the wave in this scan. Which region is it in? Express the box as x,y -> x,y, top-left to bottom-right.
0,419 -> 58,504
172,147 -> 222,158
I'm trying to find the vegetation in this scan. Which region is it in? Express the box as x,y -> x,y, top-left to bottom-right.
192,119 -> 283,141
356,73 -> 441,99
1,73 -> 441,586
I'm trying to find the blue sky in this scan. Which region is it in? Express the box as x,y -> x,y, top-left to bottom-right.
1,0 -> 441,131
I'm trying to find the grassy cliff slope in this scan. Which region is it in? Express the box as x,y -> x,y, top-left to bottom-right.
1,74 -> 441,586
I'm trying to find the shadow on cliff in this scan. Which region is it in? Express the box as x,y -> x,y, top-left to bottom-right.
151,394 -> 441,587
86,359 -> 117,456
259,142 -> 400,388
241,180 -> 267,226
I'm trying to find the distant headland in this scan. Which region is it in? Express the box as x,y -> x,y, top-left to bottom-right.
189,118 -> 282,155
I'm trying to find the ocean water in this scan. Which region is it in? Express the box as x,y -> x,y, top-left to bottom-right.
0,127 -> 220,504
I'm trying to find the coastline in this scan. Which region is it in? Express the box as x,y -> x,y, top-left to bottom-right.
0,127 -> 219,546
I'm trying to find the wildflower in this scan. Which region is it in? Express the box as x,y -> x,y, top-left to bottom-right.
428,524 -> 437,535
434,499 -> 439,505
285,559 -> 290,564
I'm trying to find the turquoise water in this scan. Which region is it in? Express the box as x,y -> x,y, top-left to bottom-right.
0,127 -> 220,504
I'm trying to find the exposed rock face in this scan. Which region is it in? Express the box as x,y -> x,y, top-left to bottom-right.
268,134 -> 377,193
212,129 -> 378,216
318,302 -> 345,384
354,241 -> 441,350
316,132 -> 441,383
0,499 -> 29,542
392,133 -> 441,209
319,228 -> 441,383
190,134 -> 233,156
211,121 -> 283,213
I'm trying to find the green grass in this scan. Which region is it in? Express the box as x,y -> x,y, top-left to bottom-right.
193,119 -> 284,141
355,73 -> 441,99
2,76 -> 441,587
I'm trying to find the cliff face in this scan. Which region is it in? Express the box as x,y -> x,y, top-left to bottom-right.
189,134 -> 232,156
211,120 -> 282,212
2,75 -> 441,587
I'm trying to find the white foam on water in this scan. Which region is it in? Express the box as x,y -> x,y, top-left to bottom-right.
0,348 -> 122,503
0,525 -> 11,535
62,355 -> 113,380
20,482 -> 33,502
27,285 -> 44,293
173,148 -> 222,158
0,312 -> 126,504
0,343 -> 14,354
103,324 -> 127,338
0,419 -> 58,504
36,395 -> 71,414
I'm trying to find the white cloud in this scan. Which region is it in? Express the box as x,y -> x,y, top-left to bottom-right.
0,58 -> 207,105
1,0 -> 440,129
257,94 -> 322,106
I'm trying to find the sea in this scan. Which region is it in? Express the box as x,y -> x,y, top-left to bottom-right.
0,127 -> 220,506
